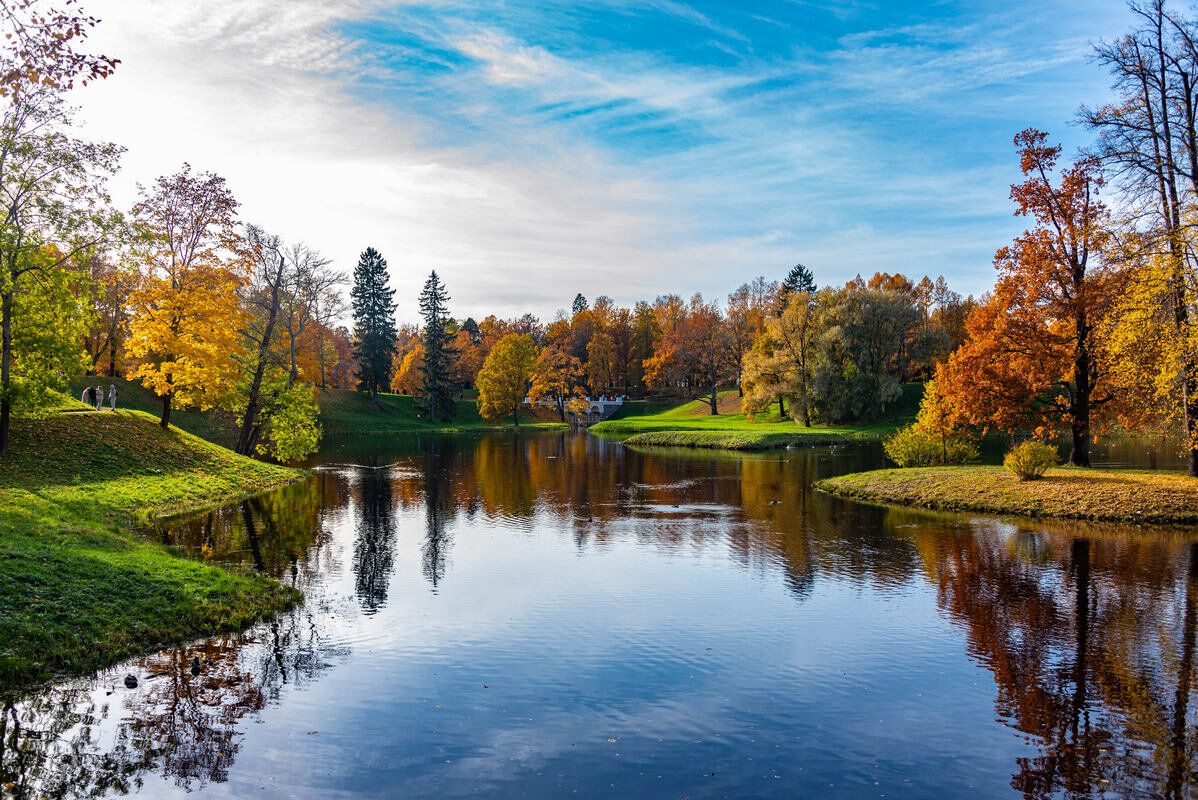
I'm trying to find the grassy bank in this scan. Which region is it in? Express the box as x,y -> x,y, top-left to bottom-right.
623,430 -> 857,451
67,375 -> 238,447
67,379 -> 571,445
817,466 -> 1198,523
591,385 -> 920,449
318,388 -> 569,436
0,410 -> 303,691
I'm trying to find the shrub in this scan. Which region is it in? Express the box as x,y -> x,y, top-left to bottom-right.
1004,440 -> 1058,481
884,423 -> 977,467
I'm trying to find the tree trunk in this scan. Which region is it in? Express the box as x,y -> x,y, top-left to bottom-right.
779,396 -> 786,418
557,396 -> 565,422
0,290 -> 11,455
709,384 -> 718,415
236,255 -> 285,455
1069,310 -> 1092,467
160,392 -> 172,429
513,401 -> 520,427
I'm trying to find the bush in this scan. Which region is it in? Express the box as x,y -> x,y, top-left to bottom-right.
1004,440 -> 1058,481
884,424 -> 977,467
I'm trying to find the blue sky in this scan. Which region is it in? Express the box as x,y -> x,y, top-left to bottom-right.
82,0 -> 1134,321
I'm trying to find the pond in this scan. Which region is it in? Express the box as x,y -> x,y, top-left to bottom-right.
2,432 -> 1197,799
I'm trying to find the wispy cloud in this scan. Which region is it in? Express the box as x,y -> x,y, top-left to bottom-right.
79,0 -> 1134,322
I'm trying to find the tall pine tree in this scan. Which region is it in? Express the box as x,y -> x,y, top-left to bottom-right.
418,270 -> 457,423
350,247 -> 397,400
778,263 -> 816,313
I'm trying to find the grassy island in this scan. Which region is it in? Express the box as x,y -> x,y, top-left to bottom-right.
591,388 -> 918,450
817,466 -> 1198,524
0,409 -> 304,692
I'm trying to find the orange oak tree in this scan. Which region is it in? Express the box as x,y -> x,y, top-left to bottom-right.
938,130 -> 1118,466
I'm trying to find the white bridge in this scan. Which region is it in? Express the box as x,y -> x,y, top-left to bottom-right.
526,395 -> 625,423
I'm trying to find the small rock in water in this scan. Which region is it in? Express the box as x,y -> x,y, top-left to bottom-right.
123,674 -> 138,689
190,656 -> 201,675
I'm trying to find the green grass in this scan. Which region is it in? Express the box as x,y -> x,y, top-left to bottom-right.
590,384 -> 922,448
67,375 -> 238,447
0,410 -> 304,691
817,465 -> 1198,523
621,430 -> 861,450
317,388 -> 569,435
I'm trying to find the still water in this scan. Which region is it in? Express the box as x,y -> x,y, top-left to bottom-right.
3,432 -> 1198,799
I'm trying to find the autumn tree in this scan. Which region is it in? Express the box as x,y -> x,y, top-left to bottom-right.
127,165 -> 246,428
1083,1 -> 1198,474
0,85 -> 121,451
529,345 -> 584,421
418,270 -> 456,423
727,276 -> 778,395
78,249 -> 134,376
0,0 -> 118,97
937,130 -> 1116,466
741,290 -> 818,425
350,246 -> 396,401
476,333 -> 537,425
230,224 -> 322,461
280,240 -> 341,384
810,285 -> 930,422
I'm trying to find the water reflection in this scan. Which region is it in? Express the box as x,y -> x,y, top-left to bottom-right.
2,432 -> 1197,799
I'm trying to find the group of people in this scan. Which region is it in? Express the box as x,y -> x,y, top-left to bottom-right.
81,384 -> 117,412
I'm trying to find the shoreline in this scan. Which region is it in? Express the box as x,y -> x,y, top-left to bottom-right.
817,465 -> 1198,524
0,410 -> 306,693
615,429 -> 873,451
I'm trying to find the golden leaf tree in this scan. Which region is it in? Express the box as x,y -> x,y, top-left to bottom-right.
476,333 -> 537,425
740,290 -> 817,425
529,345 -> 584,421
127,165 -> 247,428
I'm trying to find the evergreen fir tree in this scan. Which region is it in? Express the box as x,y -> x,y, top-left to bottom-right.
462,317 -> 481,345
418,270 -> 457,423
572,293 -> 588,315
350,247 -> 398,400
779,263 -> 816,312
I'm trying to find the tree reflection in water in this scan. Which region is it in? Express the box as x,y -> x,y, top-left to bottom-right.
0,476 -> 346,799
2,434 -> 1198,799
352,458 -> 396,613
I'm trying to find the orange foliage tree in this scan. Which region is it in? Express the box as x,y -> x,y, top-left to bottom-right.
937,130 -> 1118,466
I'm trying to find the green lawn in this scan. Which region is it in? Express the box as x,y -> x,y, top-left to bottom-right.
817,465 -> 1198,523
67,375 -> 238,447
317,388 -> 569,435
0,410 -> 303,691
590,385 -> 922,449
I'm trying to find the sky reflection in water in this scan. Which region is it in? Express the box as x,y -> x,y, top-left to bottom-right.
2,432 -> 1197,799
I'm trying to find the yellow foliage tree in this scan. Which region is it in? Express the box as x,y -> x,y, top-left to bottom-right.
126,166 -> 247,427
476,333 -> 537,425
740,291 -> 817,425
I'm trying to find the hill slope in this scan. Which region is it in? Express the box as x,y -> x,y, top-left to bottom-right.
0,410 -> 302,690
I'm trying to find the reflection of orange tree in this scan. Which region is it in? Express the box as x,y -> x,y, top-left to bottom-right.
907,523 -> 1198,798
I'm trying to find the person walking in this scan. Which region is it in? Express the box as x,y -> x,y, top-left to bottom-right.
108,384 -> 117,411
81,386 -> 91,404
94,386 -> 104,411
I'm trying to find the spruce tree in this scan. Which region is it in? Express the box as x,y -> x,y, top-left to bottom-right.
779,263 -> 816,312
350,247 -> 398,400
418,270 -> 457,423
572,293 -> 588,315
